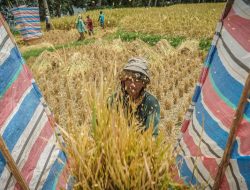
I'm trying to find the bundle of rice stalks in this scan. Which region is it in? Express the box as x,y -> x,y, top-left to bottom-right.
61,77 -> 182,190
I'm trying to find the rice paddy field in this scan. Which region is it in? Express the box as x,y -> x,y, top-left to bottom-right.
19,3 -> 225,189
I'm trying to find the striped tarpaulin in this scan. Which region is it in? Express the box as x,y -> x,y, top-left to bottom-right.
0,17 -> 72,189
11,6 -> 42,41
175,0 -> 250,189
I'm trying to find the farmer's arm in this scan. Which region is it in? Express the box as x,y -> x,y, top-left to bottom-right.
145,98 -> 160,137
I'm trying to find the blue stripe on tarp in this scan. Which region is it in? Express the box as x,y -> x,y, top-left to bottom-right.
14,16 -> 40,20
0,87 -> 40,176
0,47 -> 22,93
32,82 -> 43,99
210,48 -> 250,118
19,27 -> 41,32
15,18 -> 40,22
192,86 -> 201,103
42,151 -> 67,190
12,7 -> 39,12
176,155 -> 198,185
190,45 -> 216,104
195,95 -> 240,158
237,157 -> 250,188
205,45 -> 216,68
16,20 -> 40,25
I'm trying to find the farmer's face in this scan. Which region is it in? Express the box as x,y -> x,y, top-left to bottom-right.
124,76 -> 144,100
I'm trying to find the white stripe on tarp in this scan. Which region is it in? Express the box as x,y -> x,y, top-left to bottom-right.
228,160 -> 248,190
37,146 -> 62,190
190,110 -> 224,157
233,0 -> 250,19
221,25 -> 250,61
217,39 -> 247,85
0,38 -> 15,66
0,25 -> 15,66
179,138 -> 213,188
0,104 -> 48,189
1,86 -> 32,134
224,166 -> 238,190
28,134 -> 58,189
0,25 -> 8,43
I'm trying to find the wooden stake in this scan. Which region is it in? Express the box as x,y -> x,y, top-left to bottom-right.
212,73 -> 250,190
0,136 -> 29,190
0,13 -> 30,190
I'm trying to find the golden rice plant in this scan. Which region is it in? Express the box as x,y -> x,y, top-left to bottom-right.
46,3 -> 224,39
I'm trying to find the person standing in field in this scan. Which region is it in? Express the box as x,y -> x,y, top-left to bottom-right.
75,14 -> 86,41
98,11 -> 105,29
108,57 -> 160,138
86,15 -> 94,36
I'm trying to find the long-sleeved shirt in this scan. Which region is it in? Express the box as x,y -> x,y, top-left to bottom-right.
108,91 -> 160,137
76,19 -> 85,33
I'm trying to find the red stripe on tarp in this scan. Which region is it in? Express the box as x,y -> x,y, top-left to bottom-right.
198,67 -> 209,85
16,18 -> 40,22
223,8 -> 250,52
0,68 -> 31,127
183,131 -> 231,189
15,121 -> 54,188
13,12 -> 39,16
181,119 -> 190,133
202,75 -> 250,155
23,35 -> 42,41
19,23 -> 41,28
202,157 -> 229,190
183,129 -> 202,156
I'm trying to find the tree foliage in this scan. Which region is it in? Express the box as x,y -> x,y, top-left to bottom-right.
0,0 -> 226,20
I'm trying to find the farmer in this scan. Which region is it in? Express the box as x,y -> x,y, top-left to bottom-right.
86,15 -> 94,36
108,57 -> 160,137
98,11 -> 105,29
75,14 -> 86,41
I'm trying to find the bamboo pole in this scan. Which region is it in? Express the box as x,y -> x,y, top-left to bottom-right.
0,13 -> 30,190
212,73 -> 250,190
0,137 -> 29,190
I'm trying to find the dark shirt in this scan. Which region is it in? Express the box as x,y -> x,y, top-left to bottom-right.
108,91 -> 160,137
